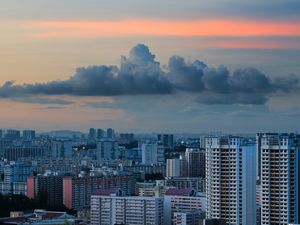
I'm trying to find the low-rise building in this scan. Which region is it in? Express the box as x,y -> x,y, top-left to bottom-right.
90,188 -> 164,225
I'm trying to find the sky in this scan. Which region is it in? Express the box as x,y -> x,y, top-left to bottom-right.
0,0 -> 300,133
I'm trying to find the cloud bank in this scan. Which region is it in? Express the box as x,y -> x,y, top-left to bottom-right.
0,44 -> 298,105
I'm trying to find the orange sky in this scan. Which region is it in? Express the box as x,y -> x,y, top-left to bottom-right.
27,19 -> 300,39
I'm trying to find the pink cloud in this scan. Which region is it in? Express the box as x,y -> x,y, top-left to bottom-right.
214,40 -> 300,49
26,19 -> 300,40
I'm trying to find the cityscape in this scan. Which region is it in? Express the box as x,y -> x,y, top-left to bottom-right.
1,0 -> 300,225
0,130 -> 299,225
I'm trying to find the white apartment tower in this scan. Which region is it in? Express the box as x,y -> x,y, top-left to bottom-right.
258,133 -> 300,225
206,136 -> 256,225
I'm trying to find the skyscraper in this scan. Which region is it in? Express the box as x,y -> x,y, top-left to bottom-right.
96,129 -> 104,139
166,158 -> 181,177
5,129 -> 21,140
106,128 -> 114,139
22,130 -> 36,140
158,134 -> 174,151
258,133 -> 300,225
181,148 -> 205,178
141,141 -> 165,165
1,161 -> 33,195
27,174 -> 64,208
51,139 -> 73,158
205,136 -> 256,225
63,174 -> 135,210
96,139 -> 119,159
88,128 -> 96,141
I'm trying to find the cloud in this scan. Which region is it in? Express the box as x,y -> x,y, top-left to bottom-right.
12,97 -> 73,105
27,19 -> 300,40
169,62 -> 299,104
168,55 -> 207,92
42,106 -> 65,110
0,44 -> 299,105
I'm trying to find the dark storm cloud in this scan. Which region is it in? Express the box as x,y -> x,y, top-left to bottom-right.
168,58 -> 299,104
0,44 -> 298,105
168,55 -> 207,92
0,44 -> 173,98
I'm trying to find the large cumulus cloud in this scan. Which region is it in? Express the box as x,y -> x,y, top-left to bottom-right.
0,44 -> 298,105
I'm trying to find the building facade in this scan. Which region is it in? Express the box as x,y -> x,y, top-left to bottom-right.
141,141 -> 165,165
164,188 -> 204,225
167,158 -> 181,177
90,188 -> 164,225
181,149 -> 205,178
205,136 -> 256,225
259,133 -> 300,225
27,174 -> 64,208
63,174 -> 135,210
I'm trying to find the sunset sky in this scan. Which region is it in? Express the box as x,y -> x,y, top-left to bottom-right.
0,0 -> 300,133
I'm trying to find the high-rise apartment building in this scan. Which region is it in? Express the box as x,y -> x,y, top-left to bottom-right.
51,139 -> 73,158
4,161 -> 33,183
141,141 -> 165,165
167,158 -> 181,177
0,161 -> 33,195
158,134 -> 174,151
119,133 -> 135,144
4,129 -> 21,140
90,188 -> 164,225
22,130 -> 36,140
27,174 -> 64,208
4,146 -> 44,161
63,174 -> 135,210
199,135 -> 207,149
258,133 -> 300,225
181,148 -> 205,177
96,139 -> 119,159
205,136 -> 256,225
106,128 -> 114,139
97,129 -> 104,139
88,128 -> 96,142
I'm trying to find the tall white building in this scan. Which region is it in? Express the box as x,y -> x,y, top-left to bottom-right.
205,136 -> 256,225
167,158 -> 181,177
258,133 -> 300,225
90,188 -> 164,225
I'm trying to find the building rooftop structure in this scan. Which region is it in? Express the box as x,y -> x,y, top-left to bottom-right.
165,188 -> 196,197
0,209 -> 80,225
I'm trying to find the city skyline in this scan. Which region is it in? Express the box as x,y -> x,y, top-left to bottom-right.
0,0 -> 300,132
